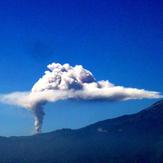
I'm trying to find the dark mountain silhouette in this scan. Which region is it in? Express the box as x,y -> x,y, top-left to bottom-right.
0,100 -> 163,163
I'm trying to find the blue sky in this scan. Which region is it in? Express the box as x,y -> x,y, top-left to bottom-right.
0,0 -> 162,136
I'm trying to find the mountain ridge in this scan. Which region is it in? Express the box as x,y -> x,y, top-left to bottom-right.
0,100 -> 163,163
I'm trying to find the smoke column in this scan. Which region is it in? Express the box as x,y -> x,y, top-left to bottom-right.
33,105 -> 45,134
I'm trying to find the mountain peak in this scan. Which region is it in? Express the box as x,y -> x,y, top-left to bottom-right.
151,99 -> 163,108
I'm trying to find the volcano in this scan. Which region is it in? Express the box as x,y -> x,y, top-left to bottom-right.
0,100 -> 163,163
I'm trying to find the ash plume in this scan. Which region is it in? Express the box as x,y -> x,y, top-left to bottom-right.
33,105 -> 45,134
0,63 -> 162,133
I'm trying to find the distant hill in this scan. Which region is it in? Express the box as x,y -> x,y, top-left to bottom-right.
0,100 -> 163,163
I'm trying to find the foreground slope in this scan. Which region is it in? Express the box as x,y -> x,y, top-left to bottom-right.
0,100 -> 163,163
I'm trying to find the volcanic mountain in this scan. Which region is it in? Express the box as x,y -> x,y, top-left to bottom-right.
0,100 -> 163,163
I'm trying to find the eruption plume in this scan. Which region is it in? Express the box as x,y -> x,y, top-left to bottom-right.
0,63 -> 162,133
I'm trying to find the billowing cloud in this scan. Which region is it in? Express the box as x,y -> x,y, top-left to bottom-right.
0,63 -> 162,133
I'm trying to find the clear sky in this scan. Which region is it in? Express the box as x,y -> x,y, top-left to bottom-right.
0,0 -> 162,136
